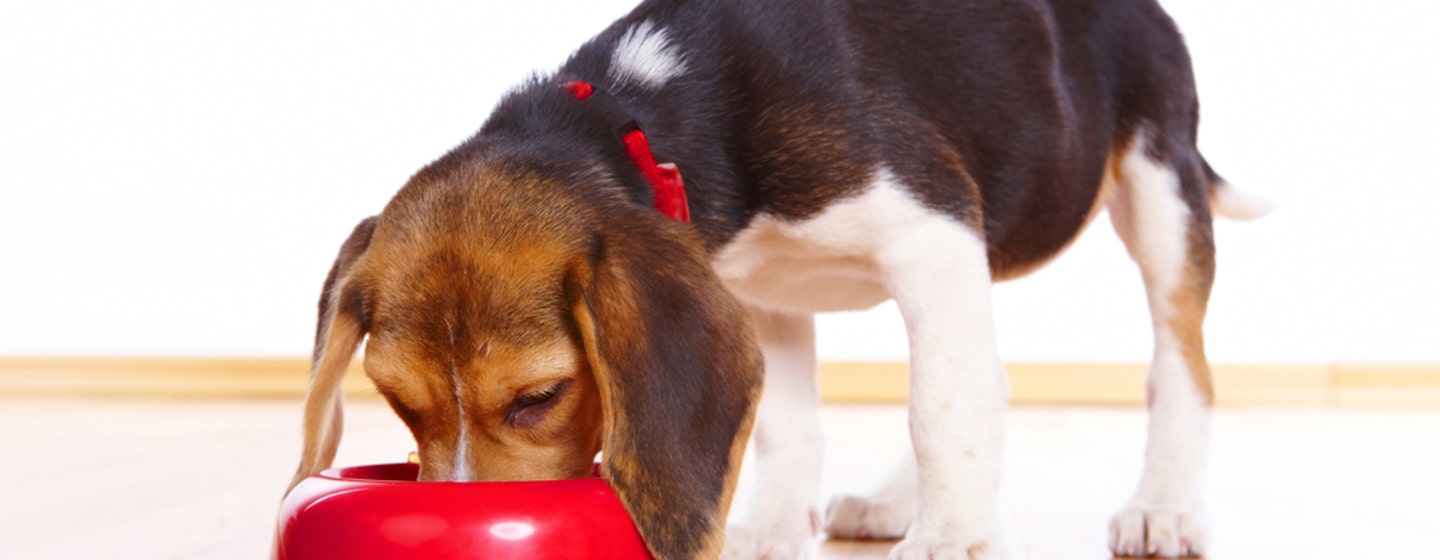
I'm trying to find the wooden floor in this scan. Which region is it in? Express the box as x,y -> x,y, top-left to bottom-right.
2,399 -> 1436,559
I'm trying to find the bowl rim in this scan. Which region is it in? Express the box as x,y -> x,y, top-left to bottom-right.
310,462 -> 607,486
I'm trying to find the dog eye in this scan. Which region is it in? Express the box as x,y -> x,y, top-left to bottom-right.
517,383 -> 563,406
506,380 -> 570,427
381,392 -> 424,431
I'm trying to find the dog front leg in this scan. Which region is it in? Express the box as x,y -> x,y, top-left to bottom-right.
723,308 -> 824,559
879,219 -> 1010,560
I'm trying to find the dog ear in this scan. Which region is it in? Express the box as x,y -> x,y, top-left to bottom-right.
287,216 -> 378,493
567,217 -> 763,560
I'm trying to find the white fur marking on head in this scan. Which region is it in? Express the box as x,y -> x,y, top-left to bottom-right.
447,318 -> 472,482
453,418 -> 471,481
609,21 -> 687,89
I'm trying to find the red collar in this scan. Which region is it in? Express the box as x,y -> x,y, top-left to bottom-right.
564,81 -> 690,222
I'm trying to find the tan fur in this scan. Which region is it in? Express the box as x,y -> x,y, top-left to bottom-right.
566,220 -> 763,558
1168,223 -> 1217,404
288,216 -> 375,492
289,162 -> 762,560
295,313 -> 361,480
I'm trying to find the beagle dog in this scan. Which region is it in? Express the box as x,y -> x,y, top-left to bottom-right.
288,0 -> 1272,558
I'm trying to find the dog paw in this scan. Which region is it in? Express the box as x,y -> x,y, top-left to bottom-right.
823,494 -> 912,540
722,512 -> 820,560
1108,505 -> 1208,557
886,533 -> 1006,560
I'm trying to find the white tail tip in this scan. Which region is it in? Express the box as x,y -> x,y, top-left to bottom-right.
1211,183 -> 1277,221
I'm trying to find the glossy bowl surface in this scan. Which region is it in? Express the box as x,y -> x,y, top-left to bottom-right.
274,463 -> 652,559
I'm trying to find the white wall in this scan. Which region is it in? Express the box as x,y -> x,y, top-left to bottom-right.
2,1 -> 1436,363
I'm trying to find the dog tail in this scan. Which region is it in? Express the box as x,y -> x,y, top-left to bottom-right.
1203,157 -> 1276,221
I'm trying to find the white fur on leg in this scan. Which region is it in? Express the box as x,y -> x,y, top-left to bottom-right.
873,180 -> 1009,560
823,452 -> 916,540
1108,342 -> 1211,557
723,309 -> 824,560
1106,136 -> 1212,558
713,169 -> 1010,558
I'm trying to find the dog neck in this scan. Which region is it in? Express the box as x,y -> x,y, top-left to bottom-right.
563,80 -> 689,223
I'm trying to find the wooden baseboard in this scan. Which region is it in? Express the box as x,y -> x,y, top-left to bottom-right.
0,358 -> 374,400
1331,363 -> 1440,407
1,358 -> 1437,407
817,362 -> 1339,406
818,362 -> 1348,406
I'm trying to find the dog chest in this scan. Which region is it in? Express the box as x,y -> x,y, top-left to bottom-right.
710,173 -> 958,314
711,213 -> 891,314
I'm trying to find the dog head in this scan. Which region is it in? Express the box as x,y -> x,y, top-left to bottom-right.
288,161 -> 763,558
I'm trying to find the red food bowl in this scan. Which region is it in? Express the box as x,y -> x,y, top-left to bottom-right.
274,462 -> 653,559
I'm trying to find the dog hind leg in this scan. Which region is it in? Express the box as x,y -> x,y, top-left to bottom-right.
1105,132 -> 1216,558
